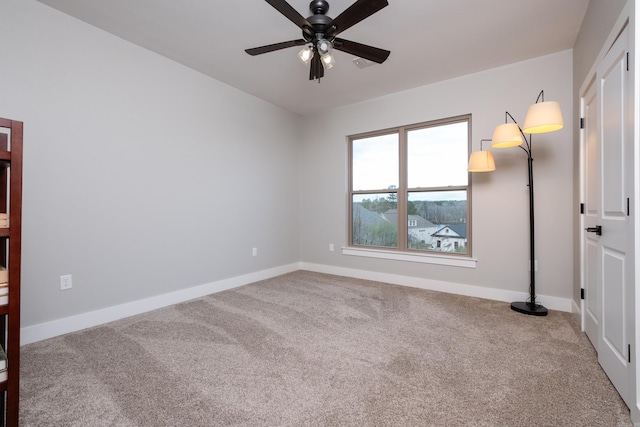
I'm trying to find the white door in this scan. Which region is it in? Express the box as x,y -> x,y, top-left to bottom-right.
591,25 -> 633,408
582,78 -> 599,348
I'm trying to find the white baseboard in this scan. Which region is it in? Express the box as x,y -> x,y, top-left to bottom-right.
299,262 -> 574,313
22,261 -> 575,345
20,263 -> 300,346
571,299 -> 583,329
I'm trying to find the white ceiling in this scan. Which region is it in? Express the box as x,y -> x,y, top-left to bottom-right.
35,0 -> 589,116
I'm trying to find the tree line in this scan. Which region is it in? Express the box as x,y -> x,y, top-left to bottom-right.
358,197 -> 466,225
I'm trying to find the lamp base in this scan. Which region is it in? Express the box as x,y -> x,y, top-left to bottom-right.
511,301 -> 548,316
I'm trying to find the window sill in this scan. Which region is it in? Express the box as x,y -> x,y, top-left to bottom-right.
341,247 -> 477,268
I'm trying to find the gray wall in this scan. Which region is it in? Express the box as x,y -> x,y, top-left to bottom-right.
299,50 -> 575,303
0,0 -> 301,328
572,0 -> 629,305
0,0 -> 589,334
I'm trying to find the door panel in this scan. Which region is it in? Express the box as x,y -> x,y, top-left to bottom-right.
601,60 -> 625,216
584,237 -> 599,344
582,79 -> 599,348
602,248 -> 625,361
596,26 -> 632,407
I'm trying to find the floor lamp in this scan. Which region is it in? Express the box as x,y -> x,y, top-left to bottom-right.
468,90 -> 563,316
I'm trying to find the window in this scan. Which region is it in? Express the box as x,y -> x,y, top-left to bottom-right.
349,115 -> 471,256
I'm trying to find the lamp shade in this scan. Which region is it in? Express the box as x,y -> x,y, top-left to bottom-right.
321,53 -> 335,69
468,150 -> 496,172
523,101 -> 563,134
491,123 -> 523,148
298,46 -> 313,64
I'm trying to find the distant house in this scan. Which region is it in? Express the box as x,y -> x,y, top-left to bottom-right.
354,207 -> 466,252
381,210 -> 438,248
431,224 -> 467,252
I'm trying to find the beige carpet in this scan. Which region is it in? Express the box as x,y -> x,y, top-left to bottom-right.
20,271 -> 632,426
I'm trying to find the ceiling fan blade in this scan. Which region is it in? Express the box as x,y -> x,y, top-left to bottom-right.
324,0 -> 388,37
309,53 -> 324,80
265,0 -> 313,37
333,38 -> 390,64
245,39 -> 307,56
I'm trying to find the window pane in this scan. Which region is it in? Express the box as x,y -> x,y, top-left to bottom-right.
348,115 -> 471,256
352,134 -> 399,191
407,122 -> 468,188
352,193 -> 397,248
407,190 -> 467,254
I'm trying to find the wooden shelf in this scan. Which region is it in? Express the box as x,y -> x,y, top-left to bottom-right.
0,118 -> 22,427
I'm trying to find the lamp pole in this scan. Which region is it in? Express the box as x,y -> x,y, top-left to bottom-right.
510,128 -> 547,316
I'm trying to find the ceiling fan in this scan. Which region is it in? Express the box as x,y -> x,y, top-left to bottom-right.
245,0 -> 390,81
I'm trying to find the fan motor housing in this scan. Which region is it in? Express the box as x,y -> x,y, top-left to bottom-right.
306,0 -> 333,35
310,0 -> 329,15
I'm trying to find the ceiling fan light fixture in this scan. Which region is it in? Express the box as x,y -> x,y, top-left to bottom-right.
298,46 -> 314,64
316,38 -> 332,56
321,53 -> 335,69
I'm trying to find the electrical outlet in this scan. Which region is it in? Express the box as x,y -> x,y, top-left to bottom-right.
252,247 -> 258,257
60,274 -> 72,290
329,243 -> 335,252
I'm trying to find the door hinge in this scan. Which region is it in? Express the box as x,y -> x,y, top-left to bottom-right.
627,52 -> 630,71
579,117 -> 585,129
629,344 -> 631,363
581,288 -> 585,300
628,198 -> 630,216
580,203 -> 585,214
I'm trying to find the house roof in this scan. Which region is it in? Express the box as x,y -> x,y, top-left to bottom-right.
432,224 -> 467,239
352,204 -> 386,228
382,210 -> 435,228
